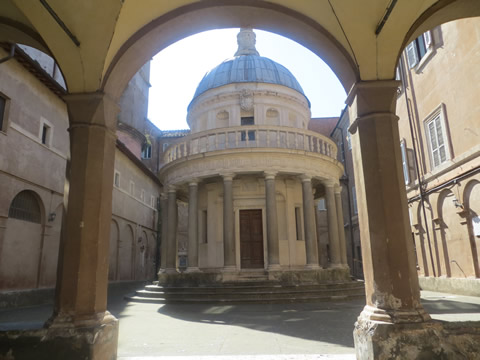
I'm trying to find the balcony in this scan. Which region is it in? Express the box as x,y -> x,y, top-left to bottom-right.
164,125 -> 337,164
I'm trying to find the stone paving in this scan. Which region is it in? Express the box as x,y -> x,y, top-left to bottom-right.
0,288 -> 479,359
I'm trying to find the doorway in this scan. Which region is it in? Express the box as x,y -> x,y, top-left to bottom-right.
240,209 -> 264,269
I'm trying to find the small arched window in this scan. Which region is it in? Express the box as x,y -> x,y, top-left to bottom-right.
8,191 -> 41,223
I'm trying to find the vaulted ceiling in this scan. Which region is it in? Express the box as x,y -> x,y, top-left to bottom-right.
1,0 -> 478,96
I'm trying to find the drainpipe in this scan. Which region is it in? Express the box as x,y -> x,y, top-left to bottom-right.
0,43 -> 15,64
402,55 -> 436,277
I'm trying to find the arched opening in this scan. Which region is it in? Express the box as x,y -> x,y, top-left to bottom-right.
0,190 -> 44,290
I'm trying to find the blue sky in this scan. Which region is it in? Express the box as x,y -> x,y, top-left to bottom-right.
148,28 -> 347,131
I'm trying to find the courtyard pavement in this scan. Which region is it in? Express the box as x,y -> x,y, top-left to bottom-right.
1,286 -> 480,360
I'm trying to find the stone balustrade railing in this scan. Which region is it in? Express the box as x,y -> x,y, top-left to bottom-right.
164,125 -> 338,164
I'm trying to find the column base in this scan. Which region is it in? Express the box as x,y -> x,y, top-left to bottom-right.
0,313 -> 119,360
354,315 -> 480,360
222,265 -> 237,273
165,268 -> 178,274
328,263 -> 346,269
267,264 -> 282,271
358,305 -> 431,324
185,266 -> 201,273
304,263 -> 321,270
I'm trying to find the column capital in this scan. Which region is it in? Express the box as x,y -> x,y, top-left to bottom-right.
264,171 -> 278,180
167,185 -> 177,193
64,91 -> 120,131
160,192 -> 168,200
300,174 -> 312,183
188,179 -> 200,187
324,180 -> 336,188
221,173 -> 235,181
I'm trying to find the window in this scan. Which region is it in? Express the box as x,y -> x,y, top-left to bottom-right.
425,105 -> 449,169
41,124 -> 49,145
241,116 -> 255,141
162,143 -> 169,152
295,207 -> 303,240
0,94 -> 7,132
141,143 -> 152,159
130,181 -> 135,195
406,31 -> 432,69
39,118 -> 53,146
400,140 -> 410,185
140,189 -> 145,201
9,191 -> 41,223
114,171 -> 120,187
352,186 -> 358,215
151,195 -> 156,208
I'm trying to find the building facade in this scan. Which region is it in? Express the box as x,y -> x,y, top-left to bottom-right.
396,18 -> 480,295
0,44 -> 160,299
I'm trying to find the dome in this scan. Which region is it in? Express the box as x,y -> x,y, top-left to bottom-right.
189,29 -> 309,108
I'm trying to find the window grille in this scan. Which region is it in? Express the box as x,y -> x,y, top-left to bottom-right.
8,191 -> 41,223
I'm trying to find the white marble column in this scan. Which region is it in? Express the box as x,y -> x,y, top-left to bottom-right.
301,175 -> 319,268
265,171 -> 280,270
186,180 -> 199,272
335,185 -> 348,266
166,187 -> 177,273
223,174 -> 236,271
325,182 -> 342,267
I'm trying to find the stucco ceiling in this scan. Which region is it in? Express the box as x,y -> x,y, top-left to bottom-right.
1,0 -> 478,95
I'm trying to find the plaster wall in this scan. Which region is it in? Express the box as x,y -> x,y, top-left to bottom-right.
188,83 -> 311,133
395,18 -> 480,286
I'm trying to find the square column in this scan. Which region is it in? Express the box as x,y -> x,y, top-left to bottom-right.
46,92 -> 119,358
347,81 -> 430,358
264,171 -> 280,270
325,182 -> 342,267
166,187 -> 178,273
186,180 -> 200,272
222,174 -> 236,271
334,185 -> 348,266
301,175 -> 319,268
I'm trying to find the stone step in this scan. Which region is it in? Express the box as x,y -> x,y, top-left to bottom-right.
126,281 -> 365,304
134,287 -> 364,299
124,293 -> 365,304
144,282 -> 363,292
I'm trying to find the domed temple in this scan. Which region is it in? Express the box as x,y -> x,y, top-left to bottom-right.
157,29 -> 349,284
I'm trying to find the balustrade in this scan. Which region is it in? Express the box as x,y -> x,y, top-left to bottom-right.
164,126 -> 337,164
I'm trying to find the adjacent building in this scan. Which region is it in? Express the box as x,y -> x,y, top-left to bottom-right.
0,43 -> 160,301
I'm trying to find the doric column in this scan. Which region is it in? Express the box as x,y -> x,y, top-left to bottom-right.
315,199 -> 329,268
50,92 -> 118,332
159,193 -> 168,272
186,180 -> 199,272
166,186 -> 177,273
347,81 -> 429,330
264,171 -> 280,270
334,185 -> 348,266
301,175 -> 319,268
222,174 -> 236,270
325,182 -> 342,267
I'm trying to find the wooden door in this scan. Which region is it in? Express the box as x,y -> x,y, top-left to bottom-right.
240,209 -> 264,268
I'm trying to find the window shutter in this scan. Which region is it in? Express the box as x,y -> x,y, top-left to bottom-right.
406,42 -> 419,68
423,31 -> 432,48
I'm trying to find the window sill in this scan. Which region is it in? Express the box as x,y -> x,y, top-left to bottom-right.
414,47 -> 435,73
